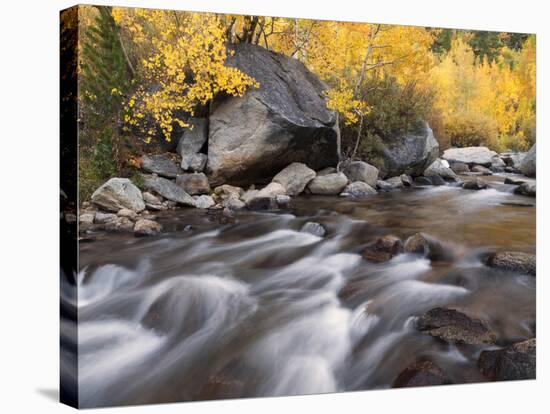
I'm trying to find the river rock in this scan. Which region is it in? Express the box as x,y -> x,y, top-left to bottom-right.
194,195 -> 215,209
142,175 -> 196,207
214,184 -> 244,200
94,212 -> 117,224
181,153 -> 207,172
377,121 -> 439,177
442,146 -> 498,167
471,165 -> 492,175
377,179 -> 397,191
141,154 -> 180,178
79,213 -> 95,232
491,156 -> 506,171
145,203 -> 167,211
117,208 -> 138,221
404,233 -> 431,256
463,178 -> 488,190
104,216 -> 134,233
423,158 -> 459,182
519,144 -> 536,177
176,118 -> 208,156
393,360 -> 446,388
308,172 -> 348,195
257,182 -> 286,198
142,191 -> 162,205
341,181 -> 377,198
450,162 -> 470,174
363,235 -> 403,262
386,176 -> 404,188
276,194 -> 291,208
223,195 -> 246,211
514,182 -> 536,198
342,161 -> 379,187
486,251 -> 536,276
478,338 -> 536,381
400,174 -> 413,187
301,222 -> 326,237
134,219 -> 162,237
501,151 -> 525,169
208,43 -> 339,185
412,176 -> 433,186
176,173 -> 210,195
416,307 -> 497,345
504,177 -> 526,185
272,162 -> 316,196
317,167 -> 337,176
91,178 -> 146,213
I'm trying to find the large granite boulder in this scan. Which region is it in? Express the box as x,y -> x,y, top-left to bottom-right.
377,122 -> 439,178
519,144 -> 536,177
272,162 -> 316,196
342,161 -> 379,187
142,175 -> 196,207
442,146 -> 499,167
207,43 -> 339,185
91,178 -> 145,213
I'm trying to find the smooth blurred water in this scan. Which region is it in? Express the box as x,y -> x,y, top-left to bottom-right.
67,174 -> 535,407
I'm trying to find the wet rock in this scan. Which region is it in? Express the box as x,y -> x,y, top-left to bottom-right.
91,178 -> 146,213
413,176 -> 433,186
134,219 -> 162,237
514,182 -> 536,198
385,176 -> 404,188
207,43 -> 339,185
428,175 -> 446,186
486,251 -> 536,276
342,161 -> 379,187
176,172 -> 210,195
143,175 -> 196,207
181,153 -> 208,172
463,178 -> 488,190
393,360 -> 447,388
341,181 -> 377,198
104,216 -> 134,233
363,235 -> 403,262
117,208 -> 138,221
416,307 -> 497,345
141,154 -> 180,178
501,151 -> 525,168
145,203 -> 167,211
404,233 -> 431,256
504,177 -> 526,185
276,194 -> 291,208
307,172 -> 348,195
450,162 -> 470,174
478,338 -> 536,381
257,182 -> 287,198
471,165 -> 492,175
519,144 -> 536,177
400,174 -> 413,187
94,212 -> 117,224
246,196 -> 276,210
142,191 -> 162,205
241,189 -> 259,204
443,146 -> 498,167
79,213 -> 95,231
195,195 -> 215,209
377,179 -> 400,191
223,195 -> 246,211
272,162 -> 316,196
301,221 -> 326,237
424,158 -> 459,181
491,156 -> 506,171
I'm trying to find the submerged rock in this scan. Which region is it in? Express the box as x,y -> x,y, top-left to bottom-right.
272,162 -> 316,196
91,178 -> 145,213
463,178 -> 488,190
208,43 -> 339,185
416,307 -> 497,345
471,165 -> 492,175
341,181 -> 377,198
342,161 -> 379,187
308,172 -> 348,195
301,221 -> 326,237
478,338 -> 536,381
393,360 -> 447,388
134,219 -> 162,237
141,154 -> 180,178
443,146 -> 498,167
404,233 -> 431,256
519,144 -> 536,177
363,235 -> 403,262
486,251 -> 536,276
514,182 -> 536,198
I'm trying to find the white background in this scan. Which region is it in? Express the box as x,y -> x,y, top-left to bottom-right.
0,0 -> 547,412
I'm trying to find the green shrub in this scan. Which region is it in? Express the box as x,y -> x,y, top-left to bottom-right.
445,111 -> 499,148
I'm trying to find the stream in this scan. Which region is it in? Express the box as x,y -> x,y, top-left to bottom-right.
64,173 -> 536,408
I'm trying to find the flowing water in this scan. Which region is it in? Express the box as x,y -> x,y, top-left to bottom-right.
63,173 -> 536,408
